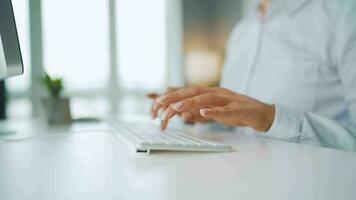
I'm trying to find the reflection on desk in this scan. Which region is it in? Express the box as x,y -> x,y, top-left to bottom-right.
0,117 -> 356,200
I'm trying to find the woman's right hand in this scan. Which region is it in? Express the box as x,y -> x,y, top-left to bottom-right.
147,87 -> 212,125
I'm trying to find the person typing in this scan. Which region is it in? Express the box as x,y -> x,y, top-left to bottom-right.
148,0 -> 356,151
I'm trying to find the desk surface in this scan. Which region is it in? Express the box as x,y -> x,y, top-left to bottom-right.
0,118 -> 356,200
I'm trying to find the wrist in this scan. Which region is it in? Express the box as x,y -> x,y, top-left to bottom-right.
247,103 -> 275,132
261,104 -> 275,132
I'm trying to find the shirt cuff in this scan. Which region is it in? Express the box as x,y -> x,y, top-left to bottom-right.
265,104 -> 304,141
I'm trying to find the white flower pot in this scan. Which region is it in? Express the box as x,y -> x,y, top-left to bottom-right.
42,97 -> 72,125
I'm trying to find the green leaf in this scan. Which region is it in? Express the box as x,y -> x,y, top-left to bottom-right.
41,72 -> 64,97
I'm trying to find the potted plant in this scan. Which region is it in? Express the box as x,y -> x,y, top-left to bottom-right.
41,72 -> 72,125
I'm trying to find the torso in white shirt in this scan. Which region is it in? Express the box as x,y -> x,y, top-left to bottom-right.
221,0 -> 351,130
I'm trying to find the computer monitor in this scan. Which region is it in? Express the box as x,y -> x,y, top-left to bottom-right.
0,0 -> 24,80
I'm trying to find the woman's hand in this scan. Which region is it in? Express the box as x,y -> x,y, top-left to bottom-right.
147,87 -> 180,119
155,86 -> 275,132
147,87 -> 212,124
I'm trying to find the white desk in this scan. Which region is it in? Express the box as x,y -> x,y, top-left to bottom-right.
0,117 -> 356,200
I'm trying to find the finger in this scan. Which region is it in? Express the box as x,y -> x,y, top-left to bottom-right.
159,91 -> 214,124
160,105 -> 178,131
200,106 -> 231,118
151,101 -> 160,119
166,87 -> 180,93
160,117 -> 168,131
171,93 -> 229,112
152,103 -> 171,119
181,111 -> 211,123
152,99 -> 174,119
156,86 -> 215,106
149,87 -> 180,118
200,106 -> 245,126
147,92 -> 160,119
150,95 -> 173,119
147,87 -> 179,99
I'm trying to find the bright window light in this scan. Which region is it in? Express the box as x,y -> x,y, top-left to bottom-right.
42,0 -> 109,91
116,0 -> 167,90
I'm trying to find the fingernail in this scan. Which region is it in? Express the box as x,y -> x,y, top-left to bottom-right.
172,101 -> 184,111
156,95 -> 168,104
200,108 -> 210,116
161,110 -> 169,120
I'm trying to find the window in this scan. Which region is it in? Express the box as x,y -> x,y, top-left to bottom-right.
116,0 -> 167,91
6,0 -> 169,118
42,0 -> 110,92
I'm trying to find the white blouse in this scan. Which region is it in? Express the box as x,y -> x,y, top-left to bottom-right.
220,0 -> 356,151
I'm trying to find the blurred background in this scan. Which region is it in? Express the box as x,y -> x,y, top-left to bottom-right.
4,0 -> 251,120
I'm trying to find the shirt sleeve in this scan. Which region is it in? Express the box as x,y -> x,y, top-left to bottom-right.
265,105 -> 356,151
265,0 -> 356,151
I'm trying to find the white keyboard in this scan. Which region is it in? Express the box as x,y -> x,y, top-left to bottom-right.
109,121 -> 232,154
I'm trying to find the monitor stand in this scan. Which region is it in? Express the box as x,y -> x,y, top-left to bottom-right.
0,35 -> 15,137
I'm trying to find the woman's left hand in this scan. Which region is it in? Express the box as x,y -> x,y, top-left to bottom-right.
155,86 -> 275,132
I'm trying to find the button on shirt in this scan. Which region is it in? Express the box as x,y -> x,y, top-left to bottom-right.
220,0 -> 356,151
